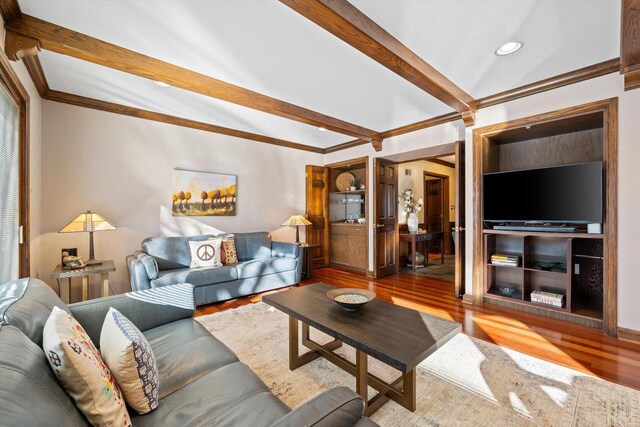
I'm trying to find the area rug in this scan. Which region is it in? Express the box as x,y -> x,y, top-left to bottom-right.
401,255 -> 456,282
196,302 -> 639,426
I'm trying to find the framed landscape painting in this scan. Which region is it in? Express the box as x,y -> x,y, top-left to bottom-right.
172,169 -> 237,216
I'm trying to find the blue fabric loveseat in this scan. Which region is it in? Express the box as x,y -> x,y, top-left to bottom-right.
127,232 -> 302,306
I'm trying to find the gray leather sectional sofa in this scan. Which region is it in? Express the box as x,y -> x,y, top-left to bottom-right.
127,232 -> 302,306
0,278 -> 378,426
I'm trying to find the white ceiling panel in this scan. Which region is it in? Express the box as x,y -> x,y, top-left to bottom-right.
39,51 -> 349,147
352,0 -> 620,98
20,0 -> 620,145
21,0 -> 453,132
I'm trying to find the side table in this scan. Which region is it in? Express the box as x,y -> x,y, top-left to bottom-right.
298,243 -> 321,280
50,260 -> 116,303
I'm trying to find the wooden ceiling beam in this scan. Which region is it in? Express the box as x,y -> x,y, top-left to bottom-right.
4,14 -> 380,140
621,0 -> 640,90
281,0 -> 477,125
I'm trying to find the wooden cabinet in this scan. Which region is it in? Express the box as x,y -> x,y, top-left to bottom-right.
330,223 -> 367,271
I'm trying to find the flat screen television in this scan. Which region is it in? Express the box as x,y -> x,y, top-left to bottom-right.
483,161 -> 603,224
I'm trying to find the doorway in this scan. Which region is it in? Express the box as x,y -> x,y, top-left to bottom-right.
373,141 -> 465,297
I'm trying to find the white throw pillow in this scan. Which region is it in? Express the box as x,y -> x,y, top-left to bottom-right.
189,238 -> 222,268
43,306 -> 131,427
100,308 -> 159,415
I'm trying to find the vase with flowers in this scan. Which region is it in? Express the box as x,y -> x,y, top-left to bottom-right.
398,189 -> 423,233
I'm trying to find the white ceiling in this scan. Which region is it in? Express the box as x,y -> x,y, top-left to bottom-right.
21,0 -> 620,149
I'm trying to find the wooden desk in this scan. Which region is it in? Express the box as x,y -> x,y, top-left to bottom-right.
299,243 -> 321,280
399,231 -> 445,272
50,260 -> 115,303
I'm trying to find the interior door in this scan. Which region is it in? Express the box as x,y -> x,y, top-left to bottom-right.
305,165 -> 329,268
424,177 -> 444,232
454,141 -> 466,296
374,158 -> 398,278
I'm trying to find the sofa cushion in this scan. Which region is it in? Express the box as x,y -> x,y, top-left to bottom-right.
151,266 -> 238,288
189,239 -> 222,268
233,232 -> 273,261
236,257 -> 297,279
130,362 -> 289,427
101,308 -> 159,415
143,319 -> 238,399
0,277 -> 69,347
43,306 -> 131,426
0,324 -> 88,426
142,234 -> 218,270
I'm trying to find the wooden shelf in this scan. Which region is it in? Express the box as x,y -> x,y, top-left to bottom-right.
486,293 -> 568,312
488,263 -> 521,270
330,190 -> 366,195
524,266 -> 567,275
483,229 -> 603,239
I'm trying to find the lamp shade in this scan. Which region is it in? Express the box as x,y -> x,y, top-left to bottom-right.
281,215 -> 312,227
59,211 -> 116,233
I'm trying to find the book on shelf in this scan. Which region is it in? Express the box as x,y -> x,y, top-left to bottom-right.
530,290 -> 564,308
490,253 -> 520,266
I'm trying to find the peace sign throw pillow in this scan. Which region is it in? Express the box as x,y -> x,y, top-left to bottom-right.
188,238 -> 222,268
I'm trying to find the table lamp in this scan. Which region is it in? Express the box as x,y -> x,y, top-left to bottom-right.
59,210 -> 116,265
281,215 -> 311,244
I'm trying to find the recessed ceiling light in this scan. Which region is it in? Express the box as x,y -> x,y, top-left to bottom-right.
153,81 -> 171,87
495,41 -> 523,56
318,127 -> 327,131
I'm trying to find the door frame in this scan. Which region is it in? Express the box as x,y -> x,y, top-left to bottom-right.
373,141 -> 465,295
0,49 -> 30,277
423,171 -> 450,255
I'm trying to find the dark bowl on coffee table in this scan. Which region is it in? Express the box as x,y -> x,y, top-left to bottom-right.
326,288 -> 376,312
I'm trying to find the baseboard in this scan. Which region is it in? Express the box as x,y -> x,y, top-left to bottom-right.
366,270 -> 375,278
461,294 -> 474,305
618,327 -> 640,344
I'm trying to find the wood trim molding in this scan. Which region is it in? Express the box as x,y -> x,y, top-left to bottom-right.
44,90 -> 325,153
621,0 -> 640,91
472,98 -> 618,336
5,14 -> 380,140
281,0 -> 476,124
22,54 -> 48,96
618,326 -> 640,344
425,158 -> 455,169
0,38 -> 30,277
476,58 -> 621,108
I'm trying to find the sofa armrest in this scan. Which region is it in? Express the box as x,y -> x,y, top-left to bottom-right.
69,283 -> 195,344
127,253 -> 152,291
272,241 -> 301,259
271,387 -> 367,427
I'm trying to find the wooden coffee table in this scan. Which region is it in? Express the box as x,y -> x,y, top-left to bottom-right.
263,283 -> 461,415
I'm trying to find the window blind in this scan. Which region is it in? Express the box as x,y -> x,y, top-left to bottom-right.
0,85 -> 19,284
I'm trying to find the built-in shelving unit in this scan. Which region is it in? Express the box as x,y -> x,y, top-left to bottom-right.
483,229 -> 603,321
473,99 -> 617,334
327,158 -> 368,273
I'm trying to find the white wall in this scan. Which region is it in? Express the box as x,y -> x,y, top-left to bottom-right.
396,159 -> 456,224
40,101 -> 322,298
0,24 -> 43,280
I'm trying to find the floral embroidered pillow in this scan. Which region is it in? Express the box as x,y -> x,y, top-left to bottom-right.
100,308 -> 159,414
43,306 -> 131,426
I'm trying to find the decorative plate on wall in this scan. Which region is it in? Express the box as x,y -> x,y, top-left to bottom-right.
336,172 -> 356,192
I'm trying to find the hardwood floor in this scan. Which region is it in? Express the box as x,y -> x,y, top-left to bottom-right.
196,268 -> 640,391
